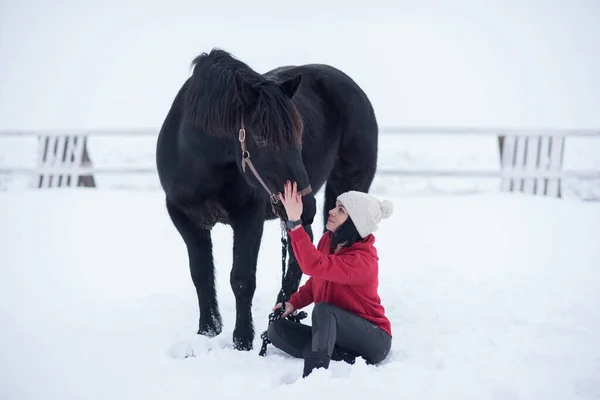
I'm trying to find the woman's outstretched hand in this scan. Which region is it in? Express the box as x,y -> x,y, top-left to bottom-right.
272,301 -> 295,318
279,181 -> 303,222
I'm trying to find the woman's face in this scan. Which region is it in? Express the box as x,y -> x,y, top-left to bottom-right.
326,200 -> 349,233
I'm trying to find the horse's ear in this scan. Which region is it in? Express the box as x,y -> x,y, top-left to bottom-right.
280,74 -> 302,99
234,72 -> 258,107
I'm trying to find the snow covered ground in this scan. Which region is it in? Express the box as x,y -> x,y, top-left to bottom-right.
2,0 -> 600,398
1,189 -> 600,399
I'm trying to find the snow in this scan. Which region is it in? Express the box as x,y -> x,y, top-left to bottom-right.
2,0 -> 600,398
1,189 -> 600,399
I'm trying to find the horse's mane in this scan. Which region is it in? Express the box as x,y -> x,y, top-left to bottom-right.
184,48 -> 302,150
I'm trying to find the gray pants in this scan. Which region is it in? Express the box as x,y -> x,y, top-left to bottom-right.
267,302 -> 392,365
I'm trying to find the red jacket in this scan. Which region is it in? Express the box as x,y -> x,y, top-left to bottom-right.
287,227 -> 392,337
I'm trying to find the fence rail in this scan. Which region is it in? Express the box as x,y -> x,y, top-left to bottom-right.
1,126 -> 599,197
0,128 -> 157,137
1,167 -> 599,180
379,126 -> 600,137
2,126 -> 600,137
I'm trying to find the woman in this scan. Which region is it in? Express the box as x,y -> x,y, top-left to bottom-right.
267,181 -> 393,378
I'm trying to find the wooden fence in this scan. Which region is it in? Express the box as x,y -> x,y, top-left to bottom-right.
1,127 -> 599,198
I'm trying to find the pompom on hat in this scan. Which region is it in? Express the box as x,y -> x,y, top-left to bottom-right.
336,191 -> 394,238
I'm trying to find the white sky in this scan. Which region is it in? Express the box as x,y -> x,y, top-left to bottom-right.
1,0 -> 600,131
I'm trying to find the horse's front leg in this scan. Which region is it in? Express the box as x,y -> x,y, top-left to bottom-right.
166,200 -> 222,337
230,203 -> 266,350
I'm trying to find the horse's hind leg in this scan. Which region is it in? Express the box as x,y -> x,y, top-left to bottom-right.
166,199 -> 222,337
323,127 -> 378,231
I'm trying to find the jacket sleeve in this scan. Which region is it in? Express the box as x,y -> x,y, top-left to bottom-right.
288,227 -> 377,285
288,277 -> 314,310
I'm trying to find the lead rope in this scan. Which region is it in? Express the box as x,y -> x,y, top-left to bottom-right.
258,220 -> 307,357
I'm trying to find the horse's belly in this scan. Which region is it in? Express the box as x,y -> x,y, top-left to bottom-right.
180,199 -> 231,229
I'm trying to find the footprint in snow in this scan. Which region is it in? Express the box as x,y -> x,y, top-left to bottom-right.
166,336 -> 230,359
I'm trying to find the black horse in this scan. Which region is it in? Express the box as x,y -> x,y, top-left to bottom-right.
156,48 -> 379,351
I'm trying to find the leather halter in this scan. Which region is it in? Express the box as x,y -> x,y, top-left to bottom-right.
238,119 -> 312,213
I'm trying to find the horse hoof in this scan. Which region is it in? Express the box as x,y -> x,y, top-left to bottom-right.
197,314 -> 223,337
232,337 -> 253,351
197,324 -> 222,338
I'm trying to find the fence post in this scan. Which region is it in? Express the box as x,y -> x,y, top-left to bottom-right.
78,138 -> 95,187
36,134 -> 96,188
497,134 -> 565,197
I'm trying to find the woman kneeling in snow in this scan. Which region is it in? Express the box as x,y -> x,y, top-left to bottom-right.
268,181 -> 393,378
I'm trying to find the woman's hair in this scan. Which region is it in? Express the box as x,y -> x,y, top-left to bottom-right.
330,217 -> 363,251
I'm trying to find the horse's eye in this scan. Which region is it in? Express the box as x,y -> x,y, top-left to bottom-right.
255,137 -> 268,147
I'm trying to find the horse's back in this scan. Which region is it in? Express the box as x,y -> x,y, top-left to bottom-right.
265,63 -> 378,191
265,63 -> 377,136
266,63 -> 372,102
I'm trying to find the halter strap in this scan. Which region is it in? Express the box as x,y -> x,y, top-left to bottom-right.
238,119 -> 312,210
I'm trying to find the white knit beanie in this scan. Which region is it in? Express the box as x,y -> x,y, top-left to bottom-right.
337,191 -> 394,238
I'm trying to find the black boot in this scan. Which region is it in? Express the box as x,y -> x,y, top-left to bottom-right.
302,348 -> 331,378
331,347 -> 356,365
